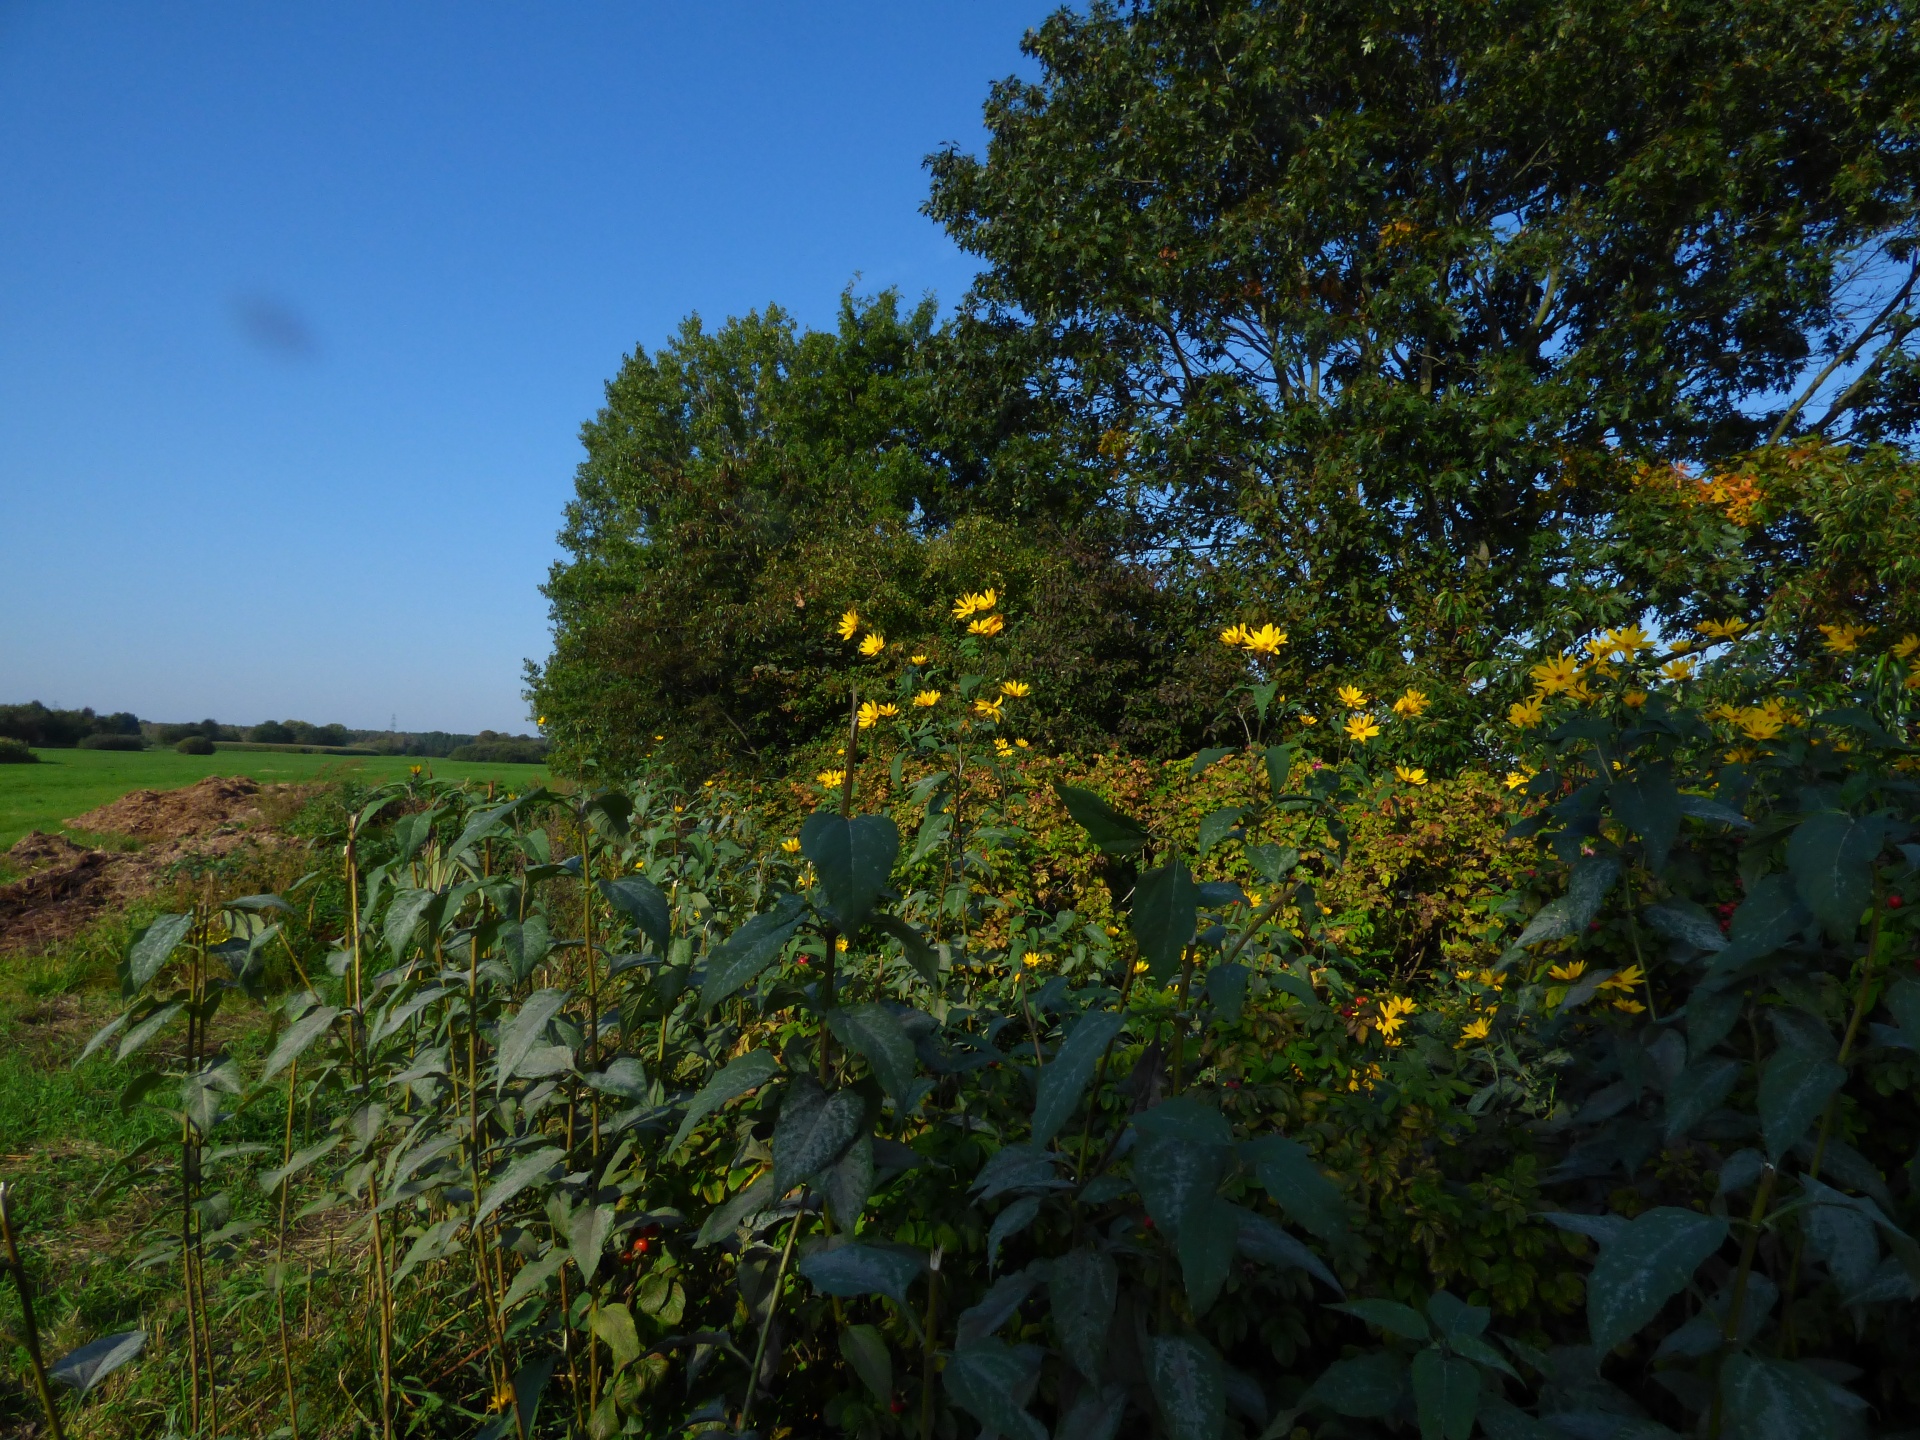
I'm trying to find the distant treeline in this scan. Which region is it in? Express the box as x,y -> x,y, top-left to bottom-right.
0,703 -> 546,762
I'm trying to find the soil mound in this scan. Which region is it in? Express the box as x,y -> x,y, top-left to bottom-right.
67,775 -> 265,840
5,831 -> 97,872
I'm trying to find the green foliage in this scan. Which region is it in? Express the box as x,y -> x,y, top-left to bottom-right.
76,734 -> 146,751
172,737 -> 214,756
0,737 -> 37,764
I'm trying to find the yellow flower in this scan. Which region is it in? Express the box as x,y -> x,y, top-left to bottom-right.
537,715 -> 546,725
1599,964 -> 1644,993
1343,713 -> 1381,742
912,689 -> 941,708
835,937 -> 849,954
1604,624 -> 1655,658
1566,677 -> 1603,705
1737,706 -> 1786,742
1548,960 -> 1586,982
952,588 -> 998,620
1376,995 -> 1416,1043
972,696 -> 1004,719
1697,617 -> 1748,641
1298,712 -> 1319,726
1337,684 -> 1369,709
1659,656 -> 1697,681
994,737 -> 1014,756
1000,680 -> 1030,697
1503,769 -> 1533,791
815,769 -> 846,788
1457,1016 -> 1493,1048
1395,765 -> 1428,786
858,633 -> 886,657
779,837 -> 801,854
1219,623 -> 1251,647
1529,654 -> 1580,694
1509,694 -> 1545,729
1015,737 -> 1030,748
836,608 -> 861,640
968,614 -> 1006,637
1021,952 -> 1048,969
1893,634 -> 1920,661
1623,690 -> 1648,709
1242,623 -> 1287,655
1819,622 -> 1871,654
1132,959 -> 1150,975
856,700 -> 901,729
654,734 -> 664,741
1612,997 -> 1647,1015
910,653 -> 928,665
1391,688 -> 1429,718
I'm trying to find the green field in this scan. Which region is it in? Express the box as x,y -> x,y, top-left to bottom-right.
0,746 -> 550,851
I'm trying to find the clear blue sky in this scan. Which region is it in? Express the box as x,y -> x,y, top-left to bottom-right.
0,2 -> 1051,733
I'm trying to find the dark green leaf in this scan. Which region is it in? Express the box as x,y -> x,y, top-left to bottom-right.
501,1251 -> 564,1312
583,1056 -> 649,1100
798,1241 -> 925,1307
1311,1351 -> 1406,1418
1514,896 -> 1579,950
1787,811 -> 1886,937
1205,963 -> 1248,1023
1886,977 -> 1920,1048
384,887 -> 442,962
801,811 -> 900,933
1242,1135 -> 1348,1241
1056,1384 -> 1128,1440
1719,1355 -> 1839,1440
839,1324 -> 892,1402
987,1194 -> 1041,1272
598,876 -> 670,953
1642,900 -> 1726,953
1197,806 -> 1246,858
1678,793 -> 1751,828
771,1079 -> 864,1192
1191,747 -> 1235,777
699,893 -> 806,1012
826,1004 -> 917,1103
1587,1207 -> 1728,1350
474,1147 -> 564,1226
1148,1333 -> 1225,1440
957,1269 -> 1041,1346
695,1174 -> 778,1248
1032,1009 -> 1124,1144
49,1330 -> 144,1394
1566,856 -> 1621,927
943,1339 -> 1046,1440
870,913 -> 938,986
116,1004 -> 183,1061
1233,1207 -> 1341,1293
1759,1047 -> 1845,1160
1411,1349 -> 1479,1440
1263,745 -> 1296,800
1048,1247 -> 1117,1381
1665,1058 -> 1742,1143
495,990 -> 569,1094
1132,856 -> 1199,981
1054,784 -> 1150,856
591,1303 -> 641,1372
1611,763 -> 1680,871
1179,1196 -> 1239,1315
125,914 -> 191,993
1332,1298 -> 1430,1342
820,1133 -> 874,1229
261,1005 -> 338,1082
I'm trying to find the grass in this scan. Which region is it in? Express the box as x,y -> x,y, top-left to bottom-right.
1,747 -> 549,852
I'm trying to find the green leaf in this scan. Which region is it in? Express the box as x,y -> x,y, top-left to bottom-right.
1587,1207 -> 1728,1350
801,811 -> 900,933
1664,1058 -> 1742,1143
669,1049 -> 782,1156
699,894 -> 806,1012
988,1194 -> 1042,1272
1048,1247 -> 1117,1381
1513,896 -> 1579,949
1241,1135 -> 1348,1241
820,1133 -> 874,1230
1787,811 -> 1886,937
260,1005 -> 338,1082
569,1201 -> 615,1285
1886,977 -> 1920,1048
501,1251 -> 564,1313
1642,900 -> 1726,953
1709,874 -> 1812,977
584,1056 -> 649,1100
591,1303 -> 641,1372
1719,1355 -> 1839,1440
1310,1351 -> 1407,1418
1332,1298 -> 1430,1342
257,1135 -> 340,1193
1411,1349 -> 1479,1440
1205,963 -> 1249,1023
1611,763 -> 1680,871
125,914 -> 191,993
1191,747 -> 1235,777
839,1324 -> 893,1402
474,1146 -> 564,1227
1032,1009 -> 1124,1145
1056,1384 -> 1128,1440
943,1339 -> 1047,1440
1232,1208 -> 1341,1293
49,1330 -> 145,1395
695,1174 -> 778,1248
1147,1333 -> 1226,1440
1132,856 -> 1200,981
1197,806 -> 1246,858
116,1003 -> 183,1062
771,1079 -> 864,1192
1759,1047 -> 1845,1160
870,913 -> 939,985
1180,1197 -> 1240,1315
384,887 -> 442,962
495,989 -> 569,1094
598,876 -> 670,953
826,1004 -> 917,1103
957,1270 -> 1042,1346
1678,793 -> 1751,828
1054,784 -> 1151,856
797,1241 -> 925,1307
1134,1098 -> 1232,1235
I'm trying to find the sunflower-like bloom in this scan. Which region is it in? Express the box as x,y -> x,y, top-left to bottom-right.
1000,680 -> 1030,697
1697,617 -> 1748,641
1508,694 -> 1545,729
1893,634 -> 1920,661
994,737 -> 1014,756
1503,769 -> 1533,791
856,700 -> 900,729
1456,1015 -> 1493,1048
1604,624 -> 1655,658
779,837 -> 801,854
1819,622 -> 1871,654
1599,964 -> 1644,993
1659,656 -> 1697,681
1219,623 -> 1251,647
910,653 -> 928,665
1337,685 -> 1369,709
968,614 -> 1006,637
1015,737 -> 1030,749
1392,688 -> 1429,717
836,608 -> 861,641
1548,960 -> 1586,982
816,769 -> 846,788
911,689 -> 941,708
1242,623 -> 1287,655
1344,713 -> 1381,742
1376,995 -> 1416,1042
1623,690 -> 1648,708
1394,764 -> 1428,786
1530,654 -> 1580,694
1298,712 -> 1319,726
1612,997 -> 1647,1014
857,633 -> 886,657
1737,707 -> 1785,741
952,589 -> 998,620
972,696 -> 1004,719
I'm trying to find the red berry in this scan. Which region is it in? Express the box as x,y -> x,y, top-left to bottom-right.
890,1398 -> 906,1415
1588,920 -> 1601,932
1890,895 -> 1905,910
1143,1216 -> 1155,1230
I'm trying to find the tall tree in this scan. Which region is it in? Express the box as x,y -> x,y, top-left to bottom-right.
926,0 -> 1920,687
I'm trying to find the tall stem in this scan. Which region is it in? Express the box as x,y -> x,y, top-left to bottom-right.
275,1061 -> 302,1440
0,1184 -> 68,1440
738,1206 -> 805,1433
582,818 -> 600,1159
1708,1161 -> 1778,1440
918,1247 -> 943,1440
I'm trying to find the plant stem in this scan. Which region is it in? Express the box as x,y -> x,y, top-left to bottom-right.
276,1060 -> 302,1440
1708,1160 -> 1778,1440
1170,945 -> 1198,1095
738,1205 -> 805,1433
0,1184 -> 67,1440
918,1246 -> 943,1440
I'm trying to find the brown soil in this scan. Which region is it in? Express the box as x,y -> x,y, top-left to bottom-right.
0,776 -> 307,956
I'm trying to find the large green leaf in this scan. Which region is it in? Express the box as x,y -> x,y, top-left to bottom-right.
1232,1208 -> 1341,1293
797,1241 -> 926,1308
1242,1135 -> 1348,1241
1565,855 -> 1622,928
699,893 -> 806,1012
1048,1247 -> 1118,1380
384,887 -> 443,962
839,1324 -> 892,1402
800,811 -> 900,933
591,1303 -> 641,1372
1663,1057 -> 1742,1143
1332,1298 -> 1430,1341
125,914 -> 191,993
474,1146 -> 565,1226
1179,1197 -> 1240,1315
1709,874 -> 1812,978
1147,1333 -> 1225,1440
1642,899 -> 1727,953
1587,1207 -> 1728,1350
1031,1009 -> 1124,1144
1719,1355 -> 1840,1440
259,1004 -> 338,1082
1787,811 -> 1886,937
943,1339 -> 1047,1440
1759,1046 -> 1845,1160
669,1049 -> 782,1155
826,1004 -> 917,1103
115,1003 -> 183,1062
1134,1099 -> 1231,1235
1054,784 -> 1151,856
1311,1351 -> 1407,1418
820,1133 -> 875,1229
771,1079 -> 864,1192
870,913 -> 939,986
495,989 -> 569,1094
1610,763 -> 1680,871
500,1251 -> 564,1313
1132,856 -> 1200,981
598,876 -> 670,953
49,1330 -> 145,1395
694,1174 -> 778,1248
1197,806 -> 1246,858
1411,1349 -> 1479,1440
1886,976 -> 1920,1048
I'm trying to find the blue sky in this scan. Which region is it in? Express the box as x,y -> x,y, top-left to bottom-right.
0,2 -> 1050,733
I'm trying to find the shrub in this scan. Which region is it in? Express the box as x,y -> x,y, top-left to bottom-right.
77,733 -> 146,751
0,736 -> 37,763
447,738 -> 547,764
175,736 -> 215,755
